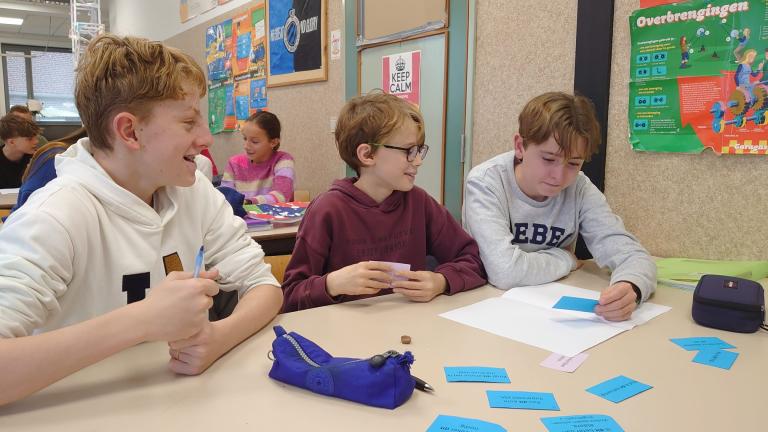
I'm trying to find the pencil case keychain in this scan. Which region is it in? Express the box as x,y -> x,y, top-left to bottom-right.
267,326 -> 416,409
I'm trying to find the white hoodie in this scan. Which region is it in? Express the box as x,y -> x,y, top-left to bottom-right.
0,139 -> 278,338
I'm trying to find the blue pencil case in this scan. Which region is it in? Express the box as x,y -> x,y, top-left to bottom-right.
692,274 -> 766,333
268,326 -> 415,409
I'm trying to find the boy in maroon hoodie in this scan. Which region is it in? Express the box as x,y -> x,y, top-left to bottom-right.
282,92 -> 486,312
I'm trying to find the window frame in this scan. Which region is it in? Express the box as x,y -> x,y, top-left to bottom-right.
1,43 -> 81,125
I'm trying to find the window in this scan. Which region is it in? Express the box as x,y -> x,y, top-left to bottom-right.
2,44 -> 80,123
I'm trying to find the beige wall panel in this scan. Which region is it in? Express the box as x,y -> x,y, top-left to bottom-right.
362,0 -> 447,40
471,0 -> 577,165
607,0 -> 767,260
165,1 -> 346,199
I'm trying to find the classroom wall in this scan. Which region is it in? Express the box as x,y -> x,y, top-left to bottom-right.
470,0 -> 766,260
109,0 -> 253,42
470,0 -> 578,165
113,1 -> 346,199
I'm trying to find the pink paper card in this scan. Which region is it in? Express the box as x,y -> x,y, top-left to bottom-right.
540,352 -> 589,373
378,261 -> 411,281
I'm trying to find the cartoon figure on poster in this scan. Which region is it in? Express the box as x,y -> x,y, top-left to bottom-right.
710,48 -> 768,132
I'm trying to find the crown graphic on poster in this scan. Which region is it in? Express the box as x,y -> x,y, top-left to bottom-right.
395,57 -> 406,71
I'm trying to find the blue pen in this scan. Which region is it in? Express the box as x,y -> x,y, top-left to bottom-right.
193,245 -> 205,278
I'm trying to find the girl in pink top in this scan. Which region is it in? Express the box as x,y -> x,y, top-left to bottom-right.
221,111 -> 295,204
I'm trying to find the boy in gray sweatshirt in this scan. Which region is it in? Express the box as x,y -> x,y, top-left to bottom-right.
463,92 -> 656,321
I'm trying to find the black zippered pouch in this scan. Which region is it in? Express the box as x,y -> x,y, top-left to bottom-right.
692,275 -> 766,333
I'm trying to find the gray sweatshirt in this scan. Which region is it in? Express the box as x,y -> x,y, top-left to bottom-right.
462,150 -> 656,301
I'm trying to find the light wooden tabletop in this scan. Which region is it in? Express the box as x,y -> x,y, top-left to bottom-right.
1,262 -> 765,431
0,192 -> 17,209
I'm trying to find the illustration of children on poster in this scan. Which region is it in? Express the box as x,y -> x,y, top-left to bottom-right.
629,0 -> 767,155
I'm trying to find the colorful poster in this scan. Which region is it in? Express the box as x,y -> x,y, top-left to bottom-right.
629,0 -> 768,155
382,50 -> 421,107
250,77 -> 268,109
208,81 -> 226,134
267,0 -> 327,86
205,19 -> 233,82
250,3 -> 267,79
224,81 -> 237,131
232,11 -> 253,77
640,0 -> 678,7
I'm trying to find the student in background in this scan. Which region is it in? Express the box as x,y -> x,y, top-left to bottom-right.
0,34 -> 283,406
8,104 -> 48,148
220,111 -> 294,204
9,104 -> 34,121
282,92 -> 486,312
463,92 -> 656,322
0,114 -> 40,188
11,127 -> 87,212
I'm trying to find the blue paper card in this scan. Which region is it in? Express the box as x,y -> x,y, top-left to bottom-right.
444,367 -> 510,383
586,375 -> 652,403
692,349 -> 739,370
486,390 -> 560,411
670,337 -> 736,351
426,415 -> 507,432
541,414 -> 624,432
552,296 -> 599,312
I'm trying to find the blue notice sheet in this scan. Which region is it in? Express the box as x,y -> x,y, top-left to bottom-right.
692,349 -> 739,370
486,390 -> 560,411
541,414 -> 625,432
426,415 -> 507,432
444,367 -> 510,383
670,337 -> 736,351
552,296 -> 598,312
586,375 -> 652,403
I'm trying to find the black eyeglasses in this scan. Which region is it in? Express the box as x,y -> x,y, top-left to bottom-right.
371,143 -> 429,162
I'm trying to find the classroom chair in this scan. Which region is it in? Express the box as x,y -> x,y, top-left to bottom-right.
294,190 -> 310,202
264,254 -> 292,284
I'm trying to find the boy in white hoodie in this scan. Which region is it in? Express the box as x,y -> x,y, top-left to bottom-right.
0,34 -> 283,405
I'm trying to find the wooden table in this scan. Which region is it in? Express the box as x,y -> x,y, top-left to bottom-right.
1,262 -> 765,431
0,193 -> 16,218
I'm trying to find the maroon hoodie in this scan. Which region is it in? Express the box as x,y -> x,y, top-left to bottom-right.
281,178 -> 487,312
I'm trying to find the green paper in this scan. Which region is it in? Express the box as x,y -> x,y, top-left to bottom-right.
656,258 -> 768,290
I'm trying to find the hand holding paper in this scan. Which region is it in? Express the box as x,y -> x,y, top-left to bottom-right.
595,282 -> 637,321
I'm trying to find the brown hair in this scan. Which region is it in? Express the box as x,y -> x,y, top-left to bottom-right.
246,111 -> 281,151
9,105 -> 31,115
74,34 -> 206,151
518,92 -> 601,161
0,114 -> 41,140
334,91 -> 425,175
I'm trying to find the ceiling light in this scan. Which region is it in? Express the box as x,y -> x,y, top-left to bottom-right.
0,17 -> 24,25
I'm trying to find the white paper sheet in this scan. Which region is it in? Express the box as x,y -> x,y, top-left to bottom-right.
0,188 -> 19,195
440,282 -> 671,357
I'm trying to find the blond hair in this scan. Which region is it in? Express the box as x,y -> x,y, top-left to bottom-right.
518,92 -> 601,160
74,34 -> 206,151
335,91 -> 425,175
